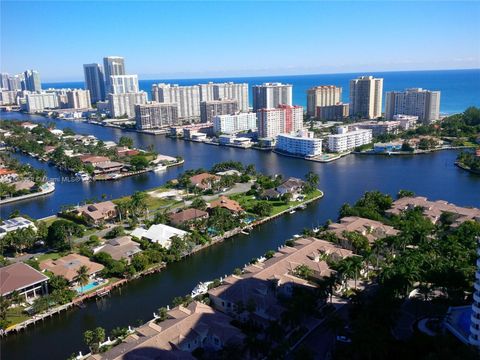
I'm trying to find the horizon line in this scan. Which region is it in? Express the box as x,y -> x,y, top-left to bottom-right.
41,67 -> 480,84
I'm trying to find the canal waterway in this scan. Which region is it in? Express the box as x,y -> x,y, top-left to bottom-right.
1,112 -> 479,360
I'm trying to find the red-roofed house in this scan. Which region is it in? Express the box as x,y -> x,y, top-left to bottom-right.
189,173 -> 220,190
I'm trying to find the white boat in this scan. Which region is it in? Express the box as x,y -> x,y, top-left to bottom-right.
293,234 -> 301,239
257,256 -> 266,263
298,204 -> 307,210
153,164 -> 167,172
289,210 -> 296,214
191,281 -> 213,298
312,227 -> 320,233
75,171 -> 91,182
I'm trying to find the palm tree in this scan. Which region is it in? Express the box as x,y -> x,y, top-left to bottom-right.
75,265 -> 90,293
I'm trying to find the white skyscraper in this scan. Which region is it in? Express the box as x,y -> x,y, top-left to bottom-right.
66,89 -> 91,109
83,63 -> 106,103
25,92 -> 59,112
109,91 -> 147,118
199,82 -> 249,112
349,76 -> 383,119
151,83 -> 201,121
23,70 -> 42,92
103,56 -> 125,93
253,83 -> 293,111
135,102 -> 179,130
385,88 -> 440,124
213,113 -> 257,134
110,75 -> 139,94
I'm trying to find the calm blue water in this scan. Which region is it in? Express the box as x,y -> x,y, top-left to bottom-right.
44,69 -> 480,115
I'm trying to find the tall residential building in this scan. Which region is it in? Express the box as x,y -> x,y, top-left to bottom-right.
213,113 -> 257,134
0,73 -> 9,90
252,83 -> 292,111
103,56 -> 125,93
256,104 -> 303,139
23,70 -> 42,92
135,102 -> 179,130
108,91 -> 147,118
327,126 -> 373,153
349,76 -> 383,119
306,85 -> 342,117
317,103 -> 349,121
276,130 -> 322,157
200,99 -> 238,123
83,63 -> 106,103
0,90 -> 18,105
151,84 -> 200,121
109,75 -> 139,94
199,82 -> 249,112
470,238 -> 480,348
25,92 -> 59,113
66,89 -> 91,109
385,88 -> 440,124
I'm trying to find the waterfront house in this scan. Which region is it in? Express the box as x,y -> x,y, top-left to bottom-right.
386,196 -> 480,227
93,236 -> 142,262
86,302 -> 244,360
93,161 -> 124,175
76,201 -> 118,225
12,179 -> 36,192
373,141 -> 403,153
260,188 -> 281,200
189,173 -> 220,190
328,216 -> 399,248
276,177 -> 305,196
0,168 -> 18,183
79,155 -> 110,166
209,196 -> 243,213
0,217 -> 37,239
20,122 -> 38,130
168,208 -> 209,227
208,238 -> 354,327
131,224 -> 188,249
0,262 -> 49,300
39,253 -> 104,283
116,146 -> 140,157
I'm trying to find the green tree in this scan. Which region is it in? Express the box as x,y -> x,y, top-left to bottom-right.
74,265 -> 90,293
118,136 -> 134,148
252,202 -> 273,217
84,327 -> 106,354
190,197 -> 207,210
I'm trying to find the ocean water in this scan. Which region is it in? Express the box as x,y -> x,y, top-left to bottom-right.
44,69 -> 480,115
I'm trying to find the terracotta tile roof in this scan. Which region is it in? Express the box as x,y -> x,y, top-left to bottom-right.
168,208 -> 209,225
209,196 -> 243,213
95,236 -> 142,261
79,155 -> 110,164
0,262 -> 49,296
189,173 -> 220,189
40,253 -> 104,282
90,302 -> 244,360
328,216 -> 399,244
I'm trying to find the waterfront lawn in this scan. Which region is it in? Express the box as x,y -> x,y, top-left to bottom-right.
231,189 -> 322,217
5,306 -> 29,327
35,251 -> 63,262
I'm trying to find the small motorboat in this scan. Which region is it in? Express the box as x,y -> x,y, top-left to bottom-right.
191,281 -> 213,298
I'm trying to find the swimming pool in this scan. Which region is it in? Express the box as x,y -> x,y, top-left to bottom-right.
75,281 -> 101,294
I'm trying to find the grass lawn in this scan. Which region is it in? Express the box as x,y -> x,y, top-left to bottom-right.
35,251 -> 63,262
6,306 -> 29,327
231,189 -> 323,217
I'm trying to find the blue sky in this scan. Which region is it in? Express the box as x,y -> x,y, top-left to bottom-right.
1,1 -> 479,81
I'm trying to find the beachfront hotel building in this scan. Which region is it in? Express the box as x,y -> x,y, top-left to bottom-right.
135,102 -> 179,130
108,91 -> 147,118
385,88 -> 440,124
327,125 -> 373,153
200,99 -> 238,123
199,82 -> 249,112
306,85 -> 342,117
213,113 -> 257,134
256,104 -> 303,139
252,82 -> 293,111
349,76 -> 383,119
276,130 -> 322,157
83,63 -> 106,103
151,83 -> 201,121
103,56 -> 125,93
